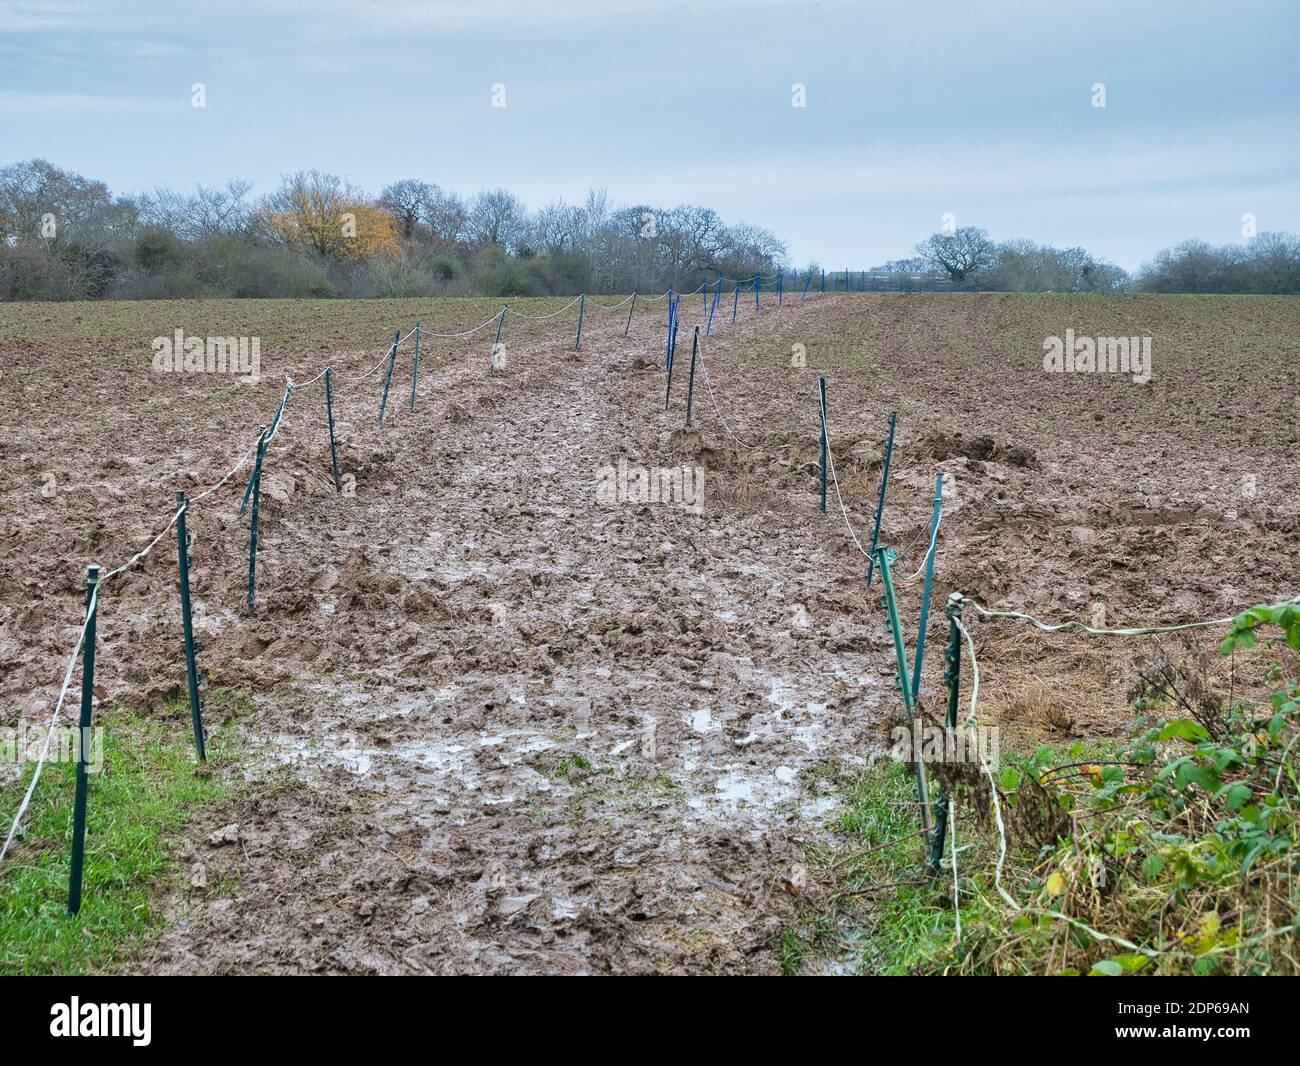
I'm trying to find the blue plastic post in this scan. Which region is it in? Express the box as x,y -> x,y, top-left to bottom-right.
754,273 -> 760,310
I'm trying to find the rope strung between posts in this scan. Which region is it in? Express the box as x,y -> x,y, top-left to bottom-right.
508,295 -> 585,321
964,597 -> 1300,636
821,409 -> 872,560
694,336 -> 780,452
588,293 -> 637,310
420,309 -> 506,339
901,509 -> 942,582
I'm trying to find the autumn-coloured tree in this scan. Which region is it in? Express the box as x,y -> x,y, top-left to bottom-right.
259,171 -> 398,261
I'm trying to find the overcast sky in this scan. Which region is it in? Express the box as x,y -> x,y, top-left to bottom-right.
2,0 -> 1297,271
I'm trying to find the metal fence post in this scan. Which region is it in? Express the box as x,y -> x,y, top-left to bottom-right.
927,592 -> 965,871
624,293 -> 636,336
175,492 -> 206,762
247,427 -> 267,613
575,293 -> 585,350
910,471 -> 944,701
818,376 -> 828,513
685,327 -> 699,426
376,329 -> 400,428
67,563 -> 100,916
409,322 -> 421,410
324,367 -> 341,493
865,411 -> 897,587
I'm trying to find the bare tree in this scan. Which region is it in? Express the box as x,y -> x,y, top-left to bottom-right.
467,188 -> 526,250
915,226 -> 995,281
138,180 -> 253,239
379,179 -> 437,241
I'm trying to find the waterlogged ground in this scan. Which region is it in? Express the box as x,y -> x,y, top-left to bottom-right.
0,293 -> 1296,973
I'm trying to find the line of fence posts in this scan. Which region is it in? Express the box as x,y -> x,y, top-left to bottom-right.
66,563 -> 100,916
865,411 -> 897,587
52,287 -> 883,917
175,492 -> 206,762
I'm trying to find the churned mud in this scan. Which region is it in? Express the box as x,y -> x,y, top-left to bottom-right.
0,292 -> 1296,973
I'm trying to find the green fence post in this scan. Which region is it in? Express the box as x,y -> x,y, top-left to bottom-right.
754,273 -> 760,310
685,327 -> 699,426
818,376 -> 828,513
324,367 -> 341,493
247,427 -> 267,614
910,471 -> 944,700
67,563 -> 100,915
575,293 -> 585,351
376,329 -> 400,428
175,492 -> 205,762
865,411 -> 897,587
876,547 -> 934,848
409,322 -> 421,410
927,593 -> 965,872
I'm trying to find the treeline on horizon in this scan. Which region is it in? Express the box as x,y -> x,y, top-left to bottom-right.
1,159 -> 1297,301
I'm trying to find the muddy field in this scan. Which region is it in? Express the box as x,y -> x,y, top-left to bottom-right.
1,292 -> 1297,973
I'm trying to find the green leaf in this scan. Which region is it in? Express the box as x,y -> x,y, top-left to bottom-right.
1141,852 -> 1165,879
1088,960 -> 1122,976
1111,953 -> 1150,973
1158,719 -> 1210,742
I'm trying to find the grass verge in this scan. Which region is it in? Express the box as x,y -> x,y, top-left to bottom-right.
0,702 -> 235,975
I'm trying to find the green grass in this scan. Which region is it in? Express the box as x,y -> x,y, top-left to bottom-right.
0,704 -> 234,975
